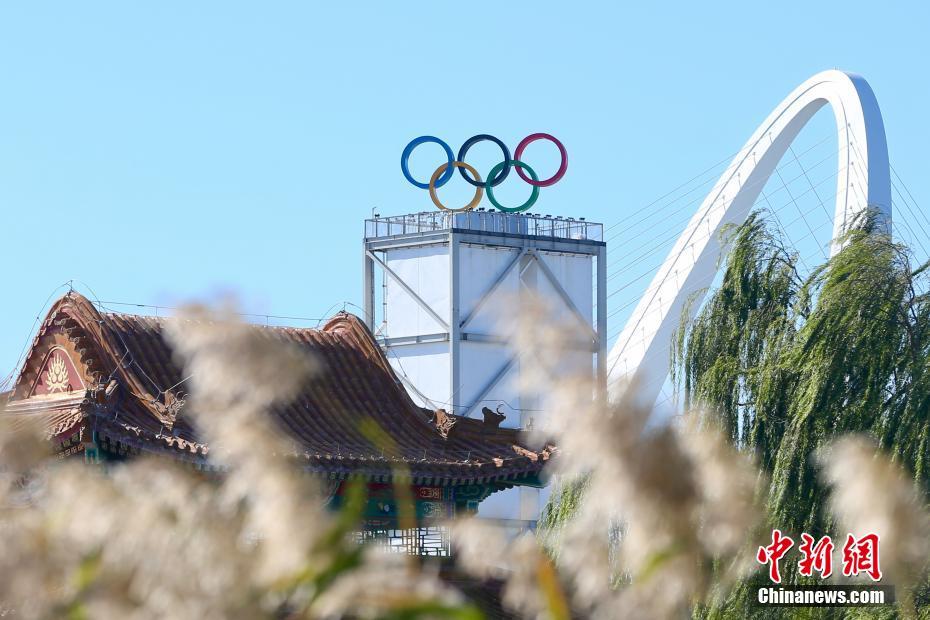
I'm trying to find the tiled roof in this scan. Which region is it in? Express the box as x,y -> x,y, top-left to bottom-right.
4,293 -> 553,485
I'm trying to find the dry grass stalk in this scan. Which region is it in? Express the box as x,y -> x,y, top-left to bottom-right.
819,436 -> 930,591
450,297 -> 765,620
3,296 -> 926,619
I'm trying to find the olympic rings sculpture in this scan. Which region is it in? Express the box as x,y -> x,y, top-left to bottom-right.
401,133 -> 567,212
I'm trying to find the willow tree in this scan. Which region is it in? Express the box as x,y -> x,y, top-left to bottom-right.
672,211 -> 930,535
538,212 -> 930,616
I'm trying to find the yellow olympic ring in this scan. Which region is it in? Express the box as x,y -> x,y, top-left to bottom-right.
428,161 -> 483,212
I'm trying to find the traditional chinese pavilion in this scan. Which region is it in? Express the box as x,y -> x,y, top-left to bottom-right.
2,292 -> 553,553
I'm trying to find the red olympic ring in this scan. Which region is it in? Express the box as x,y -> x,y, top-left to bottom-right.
514,133 -> 568,187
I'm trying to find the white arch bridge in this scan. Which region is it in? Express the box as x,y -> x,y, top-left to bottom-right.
605,70 -> 892,403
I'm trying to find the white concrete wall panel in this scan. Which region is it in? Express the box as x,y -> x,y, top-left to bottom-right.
535,252 -> 593,327
385,245 -> 450,337
386,341 -> 450,408
459,340 -> 521,428
476,486 -> 523,520
459,245 -> 522,335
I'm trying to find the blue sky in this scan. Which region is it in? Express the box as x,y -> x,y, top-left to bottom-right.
1,1 -> 928,383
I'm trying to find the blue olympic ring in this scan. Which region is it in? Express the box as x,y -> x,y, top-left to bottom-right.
400,136 -> 455,190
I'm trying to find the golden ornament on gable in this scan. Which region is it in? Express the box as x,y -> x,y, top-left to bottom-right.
45,354 -> 70,393
30,346 -> 86,397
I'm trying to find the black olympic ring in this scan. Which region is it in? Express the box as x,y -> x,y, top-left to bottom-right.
456,134 -> 512,188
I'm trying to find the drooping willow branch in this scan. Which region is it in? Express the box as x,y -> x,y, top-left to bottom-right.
672,210 -> 930,536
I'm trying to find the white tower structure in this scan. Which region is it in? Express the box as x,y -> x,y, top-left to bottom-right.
363,210 -> 607,522
364,210 -> 606,425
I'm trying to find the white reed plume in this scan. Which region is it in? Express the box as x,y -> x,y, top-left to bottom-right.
453,296 -> 766,619
819,435 -> 930,592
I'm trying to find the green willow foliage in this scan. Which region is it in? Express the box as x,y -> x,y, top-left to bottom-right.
537,476 -> 590,559
673,211 -> 930,537
673,212 -> 930,619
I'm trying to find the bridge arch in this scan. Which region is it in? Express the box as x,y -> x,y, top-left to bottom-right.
606,70 -> 891,402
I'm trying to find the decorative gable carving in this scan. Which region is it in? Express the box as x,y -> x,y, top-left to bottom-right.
30,347 -> 86,397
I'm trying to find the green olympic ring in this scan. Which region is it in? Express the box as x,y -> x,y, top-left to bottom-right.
485,160 -> 540,213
